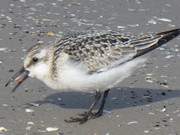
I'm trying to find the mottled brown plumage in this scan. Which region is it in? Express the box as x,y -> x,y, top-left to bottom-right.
52,29 -> 178,73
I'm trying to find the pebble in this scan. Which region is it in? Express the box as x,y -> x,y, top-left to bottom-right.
159,82 -> 168,88
165,55 -> 174,59
25,108 -> 34,113
157,18 -> 172,22
2,104 -> 9,107
117,26 -> 125,29
27,121 -> 34,125
161,108 -> 166,112
28,102 -> 40,107
20,0 -> 26,2
0,48 -> 7,51
47,32 -> 55,37
46,127 -> 59,132
127,121 -> 138,125
146,73 -> 152,76
144,130 -> 150,133
145,76 -> 153,83
169,118 -> 173,122
0,127 -> 7,133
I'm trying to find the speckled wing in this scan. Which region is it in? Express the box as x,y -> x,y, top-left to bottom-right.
56,29 -> 180,73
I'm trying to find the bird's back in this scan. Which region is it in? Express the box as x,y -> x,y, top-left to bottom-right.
53,29 -> 180,74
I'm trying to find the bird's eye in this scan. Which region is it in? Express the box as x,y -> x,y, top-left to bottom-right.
32,57 -> 38,63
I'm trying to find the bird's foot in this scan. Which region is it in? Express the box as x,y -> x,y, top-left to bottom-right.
64,111 -> 103,124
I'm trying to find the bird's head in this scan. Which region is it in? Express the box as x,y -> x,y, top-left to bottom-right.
5,43 -> 54,92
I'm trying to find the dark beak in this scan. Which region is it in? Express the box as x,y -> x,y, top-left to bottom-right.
5,67 -> 29,92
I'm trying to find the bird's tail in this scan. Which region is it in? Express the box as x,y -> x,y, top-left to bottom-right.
134,28 -> 180,58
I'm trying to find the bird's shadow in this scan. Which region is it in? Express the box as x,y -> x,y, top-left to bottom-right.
29,87 -> 180,110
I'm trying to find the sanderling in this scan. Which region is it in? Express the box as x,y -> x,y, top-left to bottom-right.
5,28 -> 180,124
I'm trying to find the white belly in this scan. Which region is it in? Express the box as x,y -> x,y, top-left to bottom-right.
53,57 -> 146,92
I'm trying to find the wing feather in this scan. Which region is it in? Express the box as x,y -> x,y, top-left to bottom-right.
55,29 -> 180,73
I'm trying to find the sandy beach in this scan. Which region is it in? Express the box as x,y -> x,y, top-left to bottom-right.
1,0 -> 180,134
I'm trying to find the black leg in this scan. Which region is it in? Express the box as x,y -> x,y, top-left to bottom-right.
86,91 -> 101,114
64,91 -> 102,124
93,89 -> 110,117
65,89 -> 110,124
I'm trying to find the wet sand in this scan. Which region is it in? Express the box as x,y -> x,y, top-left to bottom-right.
1,0 -> 180,134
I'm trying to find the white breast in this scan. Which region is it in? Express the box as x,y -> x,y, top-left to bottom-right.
54,57 -> 146,92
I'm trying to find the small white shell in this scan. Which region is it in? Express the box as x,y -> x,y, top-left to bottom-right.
0,127 -> 8,132
46,127 -> 59,132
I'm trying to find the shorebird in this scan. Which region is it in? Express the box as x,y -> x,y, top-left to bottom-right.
5,28 -> 180,124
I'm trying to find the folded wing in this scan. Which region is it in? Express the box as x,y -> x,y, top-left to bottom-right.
58,29 -> 180,73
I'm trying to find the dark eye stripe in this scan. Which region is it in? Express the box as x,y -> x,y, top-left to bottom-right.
25,57 -> 39,68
